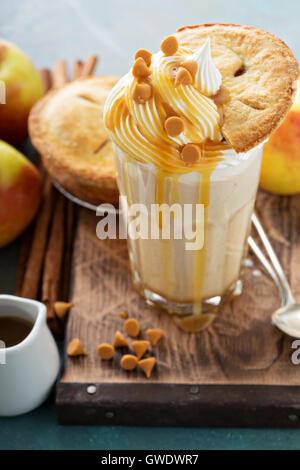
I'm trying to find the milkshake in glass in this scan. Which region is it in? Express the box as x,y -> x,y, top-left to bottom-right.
104,25 -> 298,332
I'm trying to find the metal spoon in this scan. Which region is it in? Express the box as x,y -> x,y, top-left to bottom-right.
250,213 -> 300,338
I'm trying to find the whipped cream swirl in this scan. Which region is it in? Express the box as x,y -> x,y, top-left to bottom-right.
104,37 -> 224,172
191,38 -> 222,95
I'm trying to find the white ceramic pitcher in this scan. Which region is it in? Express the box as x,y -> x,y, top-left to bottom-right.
0,295 -> 60,416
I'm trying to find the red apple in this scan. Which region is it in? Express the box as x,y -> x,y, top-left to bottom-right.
0,40 -> 44,145
0,140 -> 42,247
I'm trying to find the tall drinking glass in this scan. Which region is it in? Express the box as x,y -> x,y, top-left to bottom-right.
113,142 -> 264,332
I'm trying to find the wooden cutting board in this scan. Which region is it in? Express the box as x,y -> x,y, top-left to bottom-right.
56,190 -> 300,427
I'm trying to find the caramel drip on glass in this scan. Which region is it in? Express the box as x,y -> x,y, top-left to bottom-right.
193,167 -> 213,316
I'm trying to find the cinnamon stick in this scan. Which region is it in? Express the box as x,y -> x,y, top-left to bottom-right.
73,60 -> 83,80
80,55 -> 98,77
15,68 -> 53,299
21,178 -> 56,299
39,68 -> 52,92
14,225 -> 35,297
60,59 -> 83,300
52,59 -> 68,88
39,60 -> 69,335
42,194 -> 65,336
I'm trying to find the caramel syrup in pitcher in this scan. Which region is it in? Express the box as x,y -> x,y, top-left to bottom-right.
0,316 -> 33,348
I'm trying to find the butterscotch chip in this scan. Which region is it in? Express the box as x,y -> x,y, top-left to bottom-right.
138,357 -> 156,378
132,57 -> 151,78
164,116 -> 184,137
132,340 -> 150,359
67,338 -> 87,356
135,49 -> 152,67
161,35 -> 178,56
132,83 -> 152,104
113,330 -> 129,348
121,311 -> 129,319
180,143 -> 201,163
120,354 -> 138,371
146,328 -> 164,346
180,60 -> 198,77
124,318 -> 140,338
54,301 -> 73,319
97,343 -> 114,360
175,67 -> 193,86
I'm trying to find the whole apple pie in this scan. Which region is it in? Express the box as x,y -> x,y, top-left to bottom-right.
29,76 -> 119,204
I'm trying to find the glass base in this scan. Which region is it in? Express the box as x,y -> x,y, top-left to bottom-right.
132,269 -> 242,333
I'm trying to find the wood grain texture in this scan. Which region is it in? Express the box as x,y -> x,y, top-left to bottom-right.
57,190 -> 300,425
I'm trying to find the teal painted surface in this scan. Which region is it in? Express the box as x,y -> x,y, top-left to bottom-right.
1,0 -> 300,450
1,396 -> 300,450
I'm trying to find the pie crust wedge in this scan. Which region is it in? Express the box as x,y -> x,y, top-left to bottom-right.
176,24 -> 299,153
29,76 -> 119,204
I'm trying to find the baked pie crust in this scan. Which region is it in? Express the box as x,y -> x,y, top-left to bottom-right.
176,24 -> 299,152
29,76 -> 119,204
